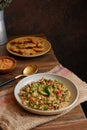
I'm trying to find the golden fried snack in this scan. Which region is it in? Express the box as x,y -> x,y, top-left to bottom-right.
16,43 -> 36,49
33,47 -> 44,52
37,43 -> 44,47
19,49 -> 36,55
9,46 -> 20,53
7,36 -> 48,56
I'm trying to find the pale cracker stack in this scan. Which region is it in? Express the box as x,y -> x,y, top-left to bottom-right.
0,64 -> 87,130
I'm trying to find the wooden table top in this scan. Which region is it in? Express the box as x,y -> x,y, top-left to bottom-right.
0,36 -> 87,130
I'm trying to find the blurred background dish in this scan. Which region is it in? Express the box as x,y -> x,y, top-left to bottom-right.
0,56 -> 17,74
6,36 -> 51,57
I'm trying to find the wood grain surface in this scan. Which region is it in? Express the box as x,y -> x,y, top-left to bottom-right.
0,35 -> 87,130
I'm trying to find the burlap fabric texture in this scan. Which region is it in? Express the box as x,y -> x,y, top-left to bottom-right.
0,64 -> 87,130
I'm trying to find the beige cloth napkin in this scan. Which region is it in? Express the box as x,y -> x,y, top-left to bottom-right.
0,64 -> 87,130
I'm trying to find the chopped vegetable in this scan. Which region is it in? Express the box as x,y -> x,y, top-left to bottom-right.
45,86 -> 50,96
19,77 -> 71,111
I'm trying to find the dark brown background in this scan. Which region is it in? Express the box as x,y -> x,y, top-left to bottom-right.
3,0 -> 87,116
4,0 -> 87,81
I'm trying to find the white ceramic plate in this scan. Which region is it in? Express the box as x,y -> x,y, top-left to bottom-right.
14,73 -> 79,115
